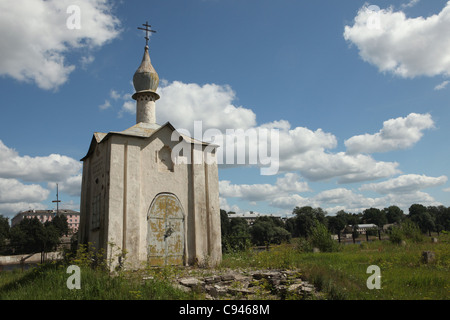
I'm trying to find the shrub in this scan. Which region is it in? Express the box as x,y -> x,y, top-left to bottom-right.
310,221 -> 340,253
389,220 -> 424,244
389,225 -> 404,244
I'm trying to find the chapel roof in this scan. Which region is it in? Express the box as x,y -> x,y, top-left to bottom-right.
80,122 -> 214,161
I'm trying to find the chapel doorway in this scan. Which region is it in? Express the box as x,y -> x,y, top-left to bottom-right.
147,193 -> 185,266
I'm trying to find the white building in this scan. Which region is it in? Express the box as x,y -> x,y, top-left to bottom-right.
79,31 -> 221,269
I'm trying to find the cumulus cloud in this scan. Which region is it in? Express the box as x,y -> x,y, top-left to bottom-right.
345,113 -> 434,154
360,174 -> 448,194
281,149 -> 400,183
0,178 -> 50,217
213,118 -> 400,182
156,81 -> 257,132
99,100 -> 111,110
270,187 -> 442,215
434,80 -> 449,91
219,173 -> 310,203
0,178 -> 49,204
344,3 -> 450,78
401,0 -> 420,9
270,194 -> 312,210
219,197 -> 243,214
0,140 -> 81,216
0,140 -> 81,183
219,172 -> 444,215
0,202 -> 48,219
270,188 -> 374,212
48,174 -> 82,197
0,0 -> 120,90
112,76 -> 403,182
144,80 -> 400,182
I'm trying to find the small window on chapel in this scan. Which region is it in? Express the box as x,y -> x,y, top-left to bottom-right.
158,146 -> 174,172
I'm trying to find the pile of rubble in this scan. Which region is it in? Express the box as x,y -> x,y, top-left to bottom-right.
172,269 -> 320,300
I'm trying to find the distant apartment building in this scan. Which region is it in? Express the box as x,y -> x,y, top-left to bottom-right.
11,209 -> 80,234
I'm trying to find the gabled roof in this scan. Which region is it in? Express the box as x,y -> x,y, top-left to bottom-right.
81,121 -> 217,161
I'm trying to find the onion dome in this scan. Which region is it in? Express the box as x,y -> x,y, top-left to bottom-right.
132,45 -> 160,100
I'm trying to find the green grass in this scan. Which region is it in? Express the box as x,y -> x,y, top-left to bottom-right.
1,234 -> 449,300
221,234 -> 450,300
0,262 -> 200,300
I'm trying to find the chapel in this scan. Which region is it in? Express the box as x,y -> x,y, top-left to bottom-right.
78,24 -> 222,269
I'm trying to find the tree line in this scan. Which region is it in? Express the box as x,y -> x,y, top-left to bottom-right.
1,203 -> 449,255
0,215 -> 69,255
220,204 -> 450,252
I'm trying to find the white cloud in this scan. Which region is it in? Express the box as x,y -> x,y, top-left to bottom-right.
219,173 -> 310,202
401,0 -> 420,9
270,194 -> 312,210
344,3 -> 450,78
0,0 -> 120,90
157,81 -> 257,132
0,178 -> 50,217
99,100 -> 111,110
219,197 -> 242,214
434,80 -> 449,91
269,186 -> 442,215
119,101 -> 136,118
0,202 -> 48,219
0,140 -> 81,183
114,80 -> 411,183
281,150 -> 400,183
219,170 -> 443,214
80,55 -> 95,69
345,113 -> 434,154
0,140 -> 81,216
48,174 -> 82,197
223,119 -> 400,183
153,81 -> 401,182
360,174 -> 448,194
110,89 -> 122,100
0,178 -> 49,204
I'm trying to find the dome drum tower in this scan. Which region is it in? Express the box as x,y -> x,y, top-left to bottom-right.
132,45 -> 160,125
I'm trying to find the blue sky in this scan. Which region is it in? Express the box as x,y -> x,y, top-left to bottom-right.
0,0 -> 449,219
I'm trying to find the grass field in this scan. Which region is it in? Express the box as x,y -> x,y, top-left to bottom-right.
221,233 -> 450,300
0,233 -> 449,300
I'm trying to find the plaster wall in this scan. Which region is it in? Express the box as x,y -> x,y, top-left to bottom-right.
80,125 -> 221,270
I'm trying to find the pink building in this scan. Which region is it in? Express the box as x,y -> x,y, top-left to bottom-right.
11,209 -> 80,234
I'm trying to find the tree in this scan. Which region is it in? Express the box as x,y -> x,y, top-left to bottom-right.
292,206 -> 327,238
220,209 -> 230,234
383,206 -> 404,224
9,217 -> 61,255
0,215 -> 10,253
362,208 -> 387,228
284,217 -> 296,236
250,216 -> 291,246
411,211 -> 435,236
409,204 -> 435,235
409,204 -> 427,216
327,213 -> 346,243
223,217 -> 251,252
49,214 -> 69,237
427,205 -> 450,234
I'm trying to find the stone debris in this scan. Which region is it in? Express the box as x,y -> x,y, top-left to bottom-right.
171,268 -> 319,300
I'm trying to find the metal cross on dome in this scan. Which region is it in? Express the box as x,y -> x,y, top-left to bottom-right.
138,21 -> 156,46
